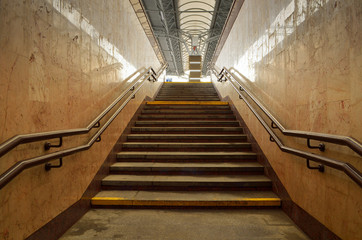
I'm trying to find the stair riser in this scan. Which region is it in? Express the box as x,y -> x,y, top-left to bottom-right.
91,201 -> 280,208
127,135 -> 247,142
101,182 -> 272,189
126,139 -> 248,143
158,91 -> 216,93
157,94 -> 218,97
134,123 -> 240,127
155,97 -> 220,101
138,116 -> 236,120
131,132 -> 244,135
117,159 -> 257,163
131,129 -> 244,134
117,157 -> 256,162
157,95 -> 218,97
122,148 -> 252,153
141,111 -> 232,114
139,114 -> 235,116
144,106 -> 230,110
161,87 -> 214,89
110,166 -> 263,174
156,94 -> 219,97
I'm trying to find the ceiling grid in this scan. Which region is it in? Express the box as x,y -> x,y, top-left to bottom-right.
136,0 -> 234,77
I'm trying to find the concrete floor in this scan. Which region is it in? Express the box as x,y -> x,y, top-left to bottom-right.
60,209 -> 310,240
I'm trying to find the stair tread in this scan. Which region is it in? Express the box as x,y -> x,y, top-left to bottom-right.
132,127 -> 241,129
142,110 -> 231,113
146,101 -> 228,105
127,134 -> 247,141
103,174 -> 271,183
135,120 -> 239,124
111,162 -> 263,168
117,151 -> 256,156
128,134 -> 246,136
92,190 -> 280,203
131,127 -> 243,131
139,114 -> 235,116
122,142 -> 251,147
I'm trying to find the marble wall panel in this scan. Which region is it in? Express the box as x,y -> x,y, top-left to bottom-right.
0,0 -> 162,239
215,0 -> 362,239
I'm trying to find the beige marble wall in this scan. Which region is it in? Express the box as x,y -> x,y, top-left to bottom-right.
0,0 -> 162,239
215,0 -> 361,239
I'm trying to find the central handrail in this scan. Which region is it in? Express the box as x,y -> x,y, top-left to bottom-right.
0,64 -> 167,189
218,67 -> 362,156
213,67 -> 362,187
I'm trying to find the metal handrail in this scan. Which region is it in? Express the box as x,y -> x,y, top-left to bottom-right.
218,67 -> 362,156
0,66 -> 165,158
213,67 -> 362,187
0,64 -> 167,189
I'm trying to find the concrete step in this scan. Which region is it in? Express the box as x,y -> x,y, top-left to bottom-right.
160,86 -> 214,88
101,174 -> 272,189
156,93 -> 218,98
144,105 -> 230,109
135,121 -> 240,127
160,90 -> 216,92
159,91 -> 216,94
138,115 -> 236,120
146,101 -> 228,105
126,134 -> 248,142
121,142 -> 252,151
161,85 -> 214,88
158,90 -> 217,93
141,110 -> 233,114
156,94 -> 218,96
155,98 -> 220,101
158,89 -> 216,91
116,152 -> 257,162
130,127 -> 244,133
110,162 -> 263,174
162,86 -> 214,89
157,95 -> 218,97
159,91 -> 216,93
91,190 -> 281,207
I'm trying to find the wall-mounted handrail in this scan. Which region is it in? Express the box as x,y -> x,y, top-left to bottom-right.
0,66 -> 166,158
218,67 -> 362,156
213,67 -> 362,187
0,64 -> 167,189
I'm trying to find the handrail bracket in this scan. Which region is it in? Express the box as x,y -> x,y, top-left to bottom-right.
307,139 -> 325,152
93,121 -> 101,128
306,159 -> 325,172
44,137 -> 63,150
45,158 -> 63,171
271,122 -> 278,129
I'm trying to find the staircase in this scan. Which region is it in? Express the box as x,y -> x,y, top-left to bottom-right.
92,83 -> 281,208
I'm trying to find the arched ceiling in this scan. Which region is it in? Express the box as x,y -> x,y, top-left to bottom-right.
139,0 -> 234,76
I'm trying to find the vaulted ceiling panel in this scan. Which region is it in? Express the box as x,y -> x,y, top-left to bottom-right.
137,0 -> 234,76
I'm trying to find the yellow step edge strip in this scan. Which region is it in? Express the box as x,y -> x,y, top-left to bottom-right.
147,101 -> 229,105
91,197 -> 281,207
